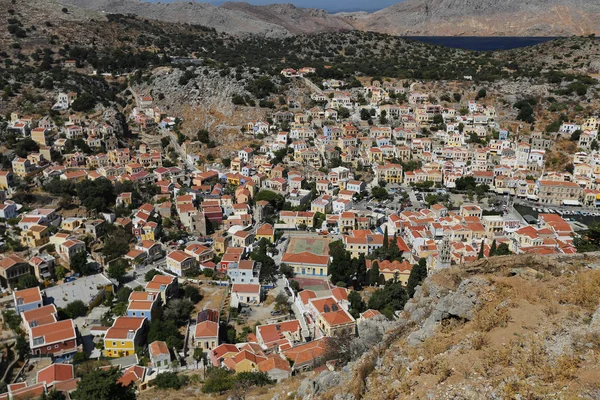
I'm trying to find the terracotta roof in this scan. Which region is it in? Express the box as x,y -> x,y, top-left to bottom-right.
117,365 -> 145,387
211,344 -> 238,361
257,320 -> 300,345
14,287 -> 42,305
298,290 -> 317,305
258,355 -> 291,373
283,338 -> 330,366
309,296 -> 339,314
149,341 -> 169,357
30,319 -> 76,347
231,284 -> 261,294
321,309 -> 354,326
360,309 -> 382,320
105,316 -> 145,340
281,252 -> 329,266
21,304 -> 57,327
0,254 -> 28,270
167,250 -> 193,263
36,363 -> 74,386
195,321 -> 219,338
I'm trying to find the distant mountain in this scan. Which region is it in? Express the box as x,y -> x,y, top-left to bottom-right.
56,0 -> 600,37
351,0 -> 600,36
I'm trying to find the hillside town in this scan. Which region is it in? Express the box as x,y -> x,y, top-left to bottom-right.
0,61 -> 599,398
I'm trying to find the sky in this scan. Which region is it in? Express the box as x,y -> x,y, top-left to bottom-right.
146,0 -> 400,13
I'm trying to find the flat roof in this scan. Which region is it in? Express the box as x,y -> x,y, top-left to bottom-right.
44,274 -> 113,309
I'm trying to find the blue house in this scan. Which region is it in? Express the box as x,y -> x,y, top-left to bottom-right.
13,287 -> 43,314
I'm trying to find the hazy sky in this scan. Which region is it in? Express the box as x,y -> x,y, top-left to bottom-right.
147,0 -> 400,13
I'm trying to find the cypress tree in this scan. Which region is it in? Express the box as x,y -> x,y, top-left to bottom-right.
383,226 -> 389,249
478,240 -> 485,259
489,239 -> 497,257
370,261 -> 380,286
406,257 -> 428,298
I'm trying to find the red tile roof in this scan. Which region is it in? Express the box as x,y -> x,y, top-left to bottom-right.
36,364 -> 74,387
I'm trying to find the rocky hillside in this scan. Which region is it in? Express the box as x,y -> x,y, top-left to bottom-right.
55,0 -> 600,37
298,253 -> 600,399
350,0 -> 600,36
220,2 -> 355,35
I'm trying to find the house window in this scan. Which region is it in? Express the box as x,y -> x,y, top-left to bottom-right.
121,342 -> 125,345
55,344 -> 59,348
47,346 -> 51,350
113,342 -> 116,346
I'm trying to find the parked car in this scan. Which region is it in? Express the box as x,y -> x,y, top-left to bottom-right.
270,310 -> 283,316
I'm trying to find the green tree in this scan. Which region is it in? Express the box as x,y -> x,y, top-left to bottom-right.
368,281 -> 408,318
70,252 -> 91,275
76,179 -> 116,213
371,186 -> 388,201
369,261 -> 380,286
489,240 -> 497,257
406,258 -> 427,298
184,285 -> 202,303
16,275 -> 38,290
250,238 -> 277,284
71,367 -> 136,400
478,240 -> 485,259
495,243 -> 512,256
144,269 -> 162,282
15,335 -> 29,358
202,367 -> 235,393
382,226 -> 389,249
116,286 -> 133,303
108,259 -> 128,283
65,300 -> 87,318
475,88 -> 487,100
153,372 -> 189,390
348,290 -> 365,318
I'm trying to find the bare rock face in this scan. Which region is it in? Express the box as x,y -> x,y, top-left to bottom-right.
55,0 -> 600,37
351,0 -> 600,36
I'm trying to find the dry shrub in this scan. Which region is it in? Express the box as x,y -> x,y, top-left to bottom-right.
470,332 -> 490,350
561,270 -> 600,310
351,353 -> 377,398
423,336 -> 453,358
436,360 -> 452,383
474,305 -> 511,332
573,332 -> 600,352
542,300 -> 559,317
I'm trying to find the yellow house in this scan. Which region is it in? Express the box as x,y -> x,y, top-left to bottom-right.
317,309 -> 355,337
166,250 -> 196,276
213,236 -> 230,256
61,218 -> 84,232
21,225 -> 50,248
224,350 -> 266,373
141,222 -> 158,241
255,223 -> 275,243
0,170 -> 14,190
12,158 -> 34,177
104,316 -> 146,358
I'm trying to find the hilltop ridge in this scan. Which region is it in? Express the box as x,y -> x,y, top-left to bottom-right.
54,0 -> 600,37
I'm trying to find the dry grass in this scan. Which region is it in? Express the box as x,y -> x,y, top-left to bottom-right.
560,270 -> 600,310
473,305 -> 511,332
469,332 -> 489,350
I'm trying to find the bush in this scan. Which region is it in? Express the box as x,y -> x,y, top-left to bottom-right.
153,372 -> 189,390
144,269 -> 162,282
65,300 -> 87,319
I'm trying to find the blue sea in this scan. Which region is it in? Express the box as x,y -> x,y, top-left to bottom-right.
404,36 -> 561,51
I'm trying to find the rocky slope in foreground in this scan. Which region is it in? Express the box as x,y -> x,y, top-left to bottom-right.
298,252 -> 600,400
